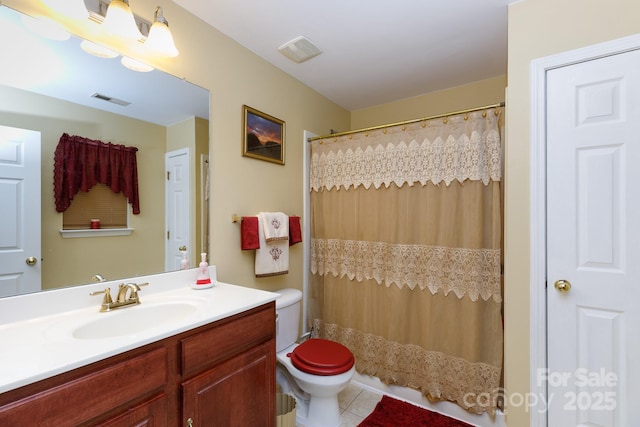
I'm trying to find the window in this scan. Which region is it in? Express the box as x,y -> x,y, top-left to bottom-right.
62,184 -> 128,230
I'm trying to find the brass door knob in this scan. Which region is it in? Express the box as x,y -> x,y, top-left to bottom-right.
554,279 -> 571,293
25,256 -> 37,266
179,246 -> 187,252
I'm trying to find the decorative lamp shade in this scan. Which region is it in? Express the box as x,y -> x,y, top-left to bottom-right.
41,0 -> 89,20
80,40 -> 119,58
121,56 -> 154,72
102,0 -> 141,42
144,7 -> 178,57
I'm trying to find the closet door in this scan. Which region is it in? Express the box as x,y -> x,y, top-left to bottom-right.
546,48 -> 640,426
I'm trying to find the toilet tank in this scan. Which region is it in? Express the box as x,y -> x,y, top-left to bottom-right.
274,288 -> 302,353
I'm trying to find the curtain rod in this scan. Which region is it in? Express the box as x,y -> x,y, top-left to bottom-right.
308,101 -> 505,142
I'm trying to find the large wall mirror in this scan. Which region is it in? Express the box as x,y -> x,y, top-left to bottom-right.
0,5 -> 210,297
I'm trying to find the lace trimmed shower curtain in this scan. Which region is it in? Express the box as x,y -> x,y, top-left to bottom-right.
308,108 -> 503,414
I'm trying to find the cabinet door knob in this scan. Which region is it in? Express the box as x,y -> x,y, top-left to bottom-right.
186,417 -> 194,427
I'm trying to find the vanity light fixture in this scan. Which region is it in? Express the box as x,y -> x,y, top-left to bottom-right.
41,0 -> 89,20
144,7 -> 178,57
102,0 -> 142,42
39,0 -> 180,72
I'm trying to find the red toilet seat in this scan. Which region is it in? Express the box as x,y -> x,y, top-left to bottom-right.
287,338 -> 355,376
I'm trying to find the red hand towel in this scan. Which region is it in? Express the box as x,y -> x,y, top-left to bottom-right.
289,216 -> 302,246
241,216 -> 260,250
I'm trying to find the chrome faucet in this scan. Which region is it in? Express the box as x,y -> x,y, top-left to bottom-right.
90,282 -> 149,312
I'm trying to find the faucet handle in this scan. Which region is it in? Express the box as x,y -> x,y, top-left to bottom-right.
90,287 -> 113,310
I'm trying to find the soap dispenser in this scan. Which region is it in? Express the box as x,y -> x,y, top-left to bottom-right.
192,252 -> 213,289
180,249 -> 189,270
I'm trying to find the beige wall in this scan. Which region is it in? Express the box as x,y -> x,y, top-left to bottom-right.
351,75 -> 506,129
4,0 -> 351,297
0,84 -> 166,289
505,0 -> 640,426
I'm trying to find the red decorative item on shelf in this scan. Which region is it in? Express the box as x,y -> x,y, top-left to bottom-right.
90,219 -> 101,229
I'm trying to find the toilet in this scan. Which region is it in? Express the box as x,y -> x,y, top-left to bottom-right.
274,288 -> 355,427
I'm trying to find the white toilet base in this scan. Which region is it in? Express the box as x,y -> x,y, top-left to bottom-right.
304,394 -> 341,427
276,349 -> 355,427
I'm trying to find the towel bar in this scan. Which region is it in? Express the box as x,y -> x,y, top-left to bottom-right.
232,213 -> 300,223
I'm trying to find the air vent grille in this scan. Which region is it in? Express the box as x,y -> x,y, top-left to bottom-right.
278,36 -> 322,63
91,93 -> 131,106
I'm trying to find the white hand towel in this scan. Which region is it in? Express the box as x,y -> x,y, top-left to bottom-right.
259,212 -> 289,242
255,213 -> 289,277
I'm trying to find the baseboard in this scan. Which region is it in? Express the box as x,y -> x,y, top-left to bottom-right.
350,372 -> 506,427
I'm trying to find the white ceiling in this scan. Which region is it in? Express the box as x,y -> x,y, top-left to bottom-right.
173,0 -> 517,111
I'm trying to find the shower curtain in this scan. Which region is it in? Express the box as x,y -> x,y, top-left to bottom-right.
308,108 -> 503,414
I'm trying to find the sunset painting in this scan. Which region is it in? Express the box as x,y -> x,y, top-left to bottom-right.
242,105 -> 285,164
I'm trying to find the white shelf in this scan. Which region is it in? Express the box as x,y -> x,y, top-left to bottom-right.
59,228 -> 134,238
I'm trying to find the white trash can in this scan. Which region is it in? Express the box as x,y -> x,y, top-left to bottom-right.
276,393 -> 296,427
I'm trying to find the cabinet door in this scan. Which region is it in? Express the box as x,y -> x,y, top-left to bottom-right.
93,393 -> 168,427
182,341 -> 275,427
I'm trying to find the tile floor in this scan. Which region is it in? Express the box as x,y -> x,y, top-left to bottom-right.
337,383 -> 383,426
294,383 -> 383,427
291,377 -> 501,427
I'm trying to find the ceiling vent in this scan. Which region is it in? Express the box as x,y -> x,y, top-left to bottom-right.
91,92 -> 131,107
278,36 -> 322,63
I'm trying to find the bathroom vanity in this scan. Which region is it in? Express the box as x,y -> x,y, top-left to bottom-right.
0,270 -> 277,426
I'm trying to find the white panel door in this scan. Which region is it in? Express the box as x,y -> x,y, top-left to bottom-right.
165,148 -> 190,271
0,125 -> 41,297
547,49 -> 640,426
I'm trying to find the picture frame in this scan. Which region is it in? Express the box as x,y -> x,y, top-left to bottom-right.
242,105 -> 285,165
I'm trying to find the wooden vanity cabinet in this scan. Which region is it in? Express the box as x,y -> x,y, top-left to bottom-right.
0,302 -> 276,427
182,341 -> 274,426
180,300 -> 276,426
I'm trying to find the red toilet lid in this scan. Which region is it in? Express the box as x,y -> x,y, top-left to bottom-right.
288,338 -> 355,376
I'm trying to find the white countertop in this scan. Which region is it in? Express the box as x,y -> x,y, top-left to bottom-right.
0,268 -> 277,394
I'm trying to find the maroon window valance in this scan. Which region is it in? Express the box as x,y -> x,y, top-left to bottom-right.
53,133 -> 140,214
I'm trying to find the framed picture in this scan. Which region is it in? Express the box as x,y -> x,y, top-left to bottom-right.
242,105 -> 285,165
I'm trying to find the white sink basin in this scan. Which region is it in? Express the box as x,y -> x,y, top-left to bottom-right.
72,301 -> 199,340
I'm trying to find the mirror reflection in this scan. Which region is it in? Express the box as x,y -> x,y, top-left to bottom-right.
0,6 -> 210,297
